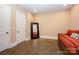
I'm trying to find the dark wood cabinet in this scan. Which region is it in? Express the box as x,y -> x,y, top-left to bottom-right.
31,22 -> 39,39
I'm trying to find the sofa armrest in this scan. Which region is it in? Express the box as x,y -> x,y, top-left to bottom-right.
58,33 -> 66,40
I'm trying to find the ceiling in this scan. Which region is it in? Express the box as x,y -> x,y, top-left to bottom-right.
17,4 -> 73,15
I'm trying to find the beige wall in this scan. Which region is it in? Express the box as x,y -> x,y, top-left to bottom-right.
34,11 -> 70,37
70,5 -> 79,29
10,5 -> 79,41
26,11 -> 33,38
10,4 -> 79,41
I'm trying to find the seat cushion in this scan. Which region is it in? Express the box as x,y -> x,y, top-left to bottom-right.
58,34 -> 77,54
58,34 -> 76,48
65,35 -> 79,48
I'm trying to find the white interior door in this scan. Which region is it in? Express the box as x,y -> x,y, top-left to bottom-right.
0,5 -> 11,52
16,10 -> 26,44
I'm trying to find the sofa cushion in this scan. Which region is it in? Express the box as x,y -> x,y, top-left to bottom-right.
68,37 -> 79,47
63,34 -> 79,48
58,34 -> 76,48
58,33 -> 77,54
66,29 -> 79,35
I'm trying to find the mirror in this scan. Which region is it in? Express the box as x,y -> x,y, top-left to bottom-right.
31,22 -> 39,39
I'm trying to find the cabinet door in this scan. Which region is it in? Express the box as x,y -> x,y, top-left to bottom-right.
0,5 -> 11,52
16,10 -> 26,44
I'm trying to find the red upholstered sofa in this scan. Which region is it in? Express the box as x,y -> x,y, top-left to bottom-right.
58,29 -> 79,54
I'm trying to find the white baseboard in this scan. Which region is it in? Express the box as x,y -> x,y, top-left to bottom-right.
9,38 -> 30,48
25,37 -> 30,41
0,37 -> 30,52
40,36 -> 58,39
8,42 -> 17,48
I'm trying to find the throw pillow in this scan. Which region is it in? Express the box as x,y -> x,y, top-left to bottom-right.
75,34 -> 79,39
70,33 -> 79,39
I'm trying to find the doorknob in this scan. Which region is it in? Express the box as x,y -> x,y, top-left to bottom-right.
6,32 -> 9,34
17,31 -> 20,33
